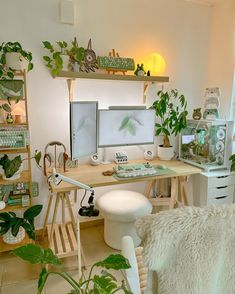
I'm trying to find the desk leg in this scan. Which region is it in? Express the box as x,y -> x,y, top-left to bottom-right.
169,177 -> 178,209
42,192 -> 53,239
145,180 -> 156,198
77,217 -> 82,278
179,176 -> 188,206
49,193 -> 60,247
62,193 -> 65,224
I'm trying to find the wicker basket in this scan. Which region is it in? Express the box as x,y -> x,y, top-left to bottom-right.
3,227 -> 25,244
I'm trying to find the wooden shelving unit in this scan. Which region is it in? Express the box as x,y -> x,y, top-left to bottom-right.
56,71 -> 170,103
0,70 -> 33,252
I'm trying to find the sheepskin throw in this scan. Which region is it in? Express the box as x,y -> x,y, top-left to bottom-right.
136,204 -> 235,294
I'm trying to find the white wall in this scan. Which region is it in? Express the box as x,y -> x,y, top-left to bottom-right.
206,0 -> 235,119
0,0 -> 212,227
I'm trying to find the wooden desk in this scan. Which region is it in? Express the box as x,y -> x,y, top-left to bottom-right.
44,159 -> 201,273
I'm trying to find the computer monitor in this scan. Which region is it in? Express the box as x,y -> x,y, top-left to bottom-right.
98,109 -> 155,147
70,101 -> 98,160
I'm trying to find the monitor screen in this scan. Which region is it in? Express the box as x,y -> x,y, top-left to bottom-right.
98,109 -> 155,147
70,101 -> 98,160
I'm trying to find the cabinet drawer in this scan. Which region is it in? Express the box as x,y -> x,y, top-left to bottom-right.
207,194 -> 234,206
208,185 -> 235,199
208,174 -> 235,188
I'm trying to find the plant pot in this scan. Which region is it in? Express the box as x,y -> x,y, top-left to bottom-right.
5,52 -> 27,71
157,145 -> 174,160
3,227 -> 25,244
71,62 -> 80,72
0,163 -> 23,180
61,54 -> 70,71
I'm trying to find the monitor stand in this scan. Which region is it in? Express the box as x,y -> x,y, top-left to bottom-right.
101,148 -> 111,165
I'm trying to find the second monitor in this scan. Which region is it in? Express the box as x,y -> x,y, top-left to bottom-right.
98,109 -> 155,147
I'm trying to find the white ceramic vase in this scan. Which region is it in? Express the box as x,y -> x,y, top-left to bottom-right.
157,145 -> 174,160
5,52 -> 27,71
3,227 -> 25,244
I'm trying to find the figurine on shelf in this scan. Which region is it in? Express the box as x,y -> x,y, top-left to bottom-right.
192,108 -> 202,120
134,64 -> 146,76
203,87 -> 220,120
6,113 -> 13,124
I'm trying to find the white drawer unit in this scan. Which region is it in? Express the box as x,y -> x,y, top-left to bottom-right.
193,170 -> 235,207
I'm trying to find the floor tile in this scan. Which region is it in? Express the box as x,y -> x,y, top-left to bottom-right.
1,280 -> 38,294
80,226 -> 103,245
2,258 -> 41,286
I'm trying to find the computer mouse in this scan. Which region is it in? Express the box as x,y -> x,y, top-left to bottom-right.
156,164 -> 167,170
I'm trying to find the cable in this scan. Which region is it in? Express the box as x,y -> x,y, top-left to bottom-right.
80,190 -> 87,208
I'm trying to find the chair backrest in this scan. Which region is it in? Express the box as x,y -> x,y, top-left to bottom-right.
121,236 -> 148,294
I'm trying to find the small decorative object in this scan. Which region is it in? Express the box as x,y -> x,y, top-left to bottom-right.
143,53 -> 166,76
80,39 -> 98,73
14,244 -> 131,294
0,205 -> 43,244
6,113 -> 13,124
97,49 -> 135,75
134,63 -> 146,76
203,87 -> 220,120
192,108 -> 202,120
147,70 -> 151,76
0,42 -> 33,79
11,106 -> 25,123
0,200 -> 6,210
22,195 -> 30,207
230,154 -> 235,172
67,37 -> 85,72
151,89 -> 188,160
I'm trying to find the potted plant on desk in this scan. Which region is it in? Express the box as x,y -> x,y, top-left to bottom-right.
229,154 -> 235,172
0,204 -> 42,244
151,89 -> 188,160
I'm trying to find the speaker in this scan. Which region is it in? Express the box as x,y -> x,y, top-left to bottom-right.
90,153 -> 100,166
144,150 -> 154,160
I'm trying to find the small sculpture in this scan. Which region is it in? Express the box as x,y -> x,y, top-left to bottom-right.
134,64 -> 146,76
192,108 -> 202,120
6,113 -> 13,124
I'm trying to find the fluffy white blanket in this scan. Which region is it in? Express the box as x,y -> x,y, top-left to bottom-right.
136,205 -> 235,294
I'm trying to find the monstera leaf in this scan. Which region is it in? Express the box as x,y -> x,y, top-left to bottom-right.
0,155 -> 22,178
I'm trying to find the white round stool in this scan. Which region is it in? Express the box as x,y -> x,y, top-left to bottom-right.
97,190 -> 152,250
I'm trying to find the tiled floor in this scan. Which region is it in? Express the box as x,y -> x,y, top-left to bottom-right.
0,225 -> 125,294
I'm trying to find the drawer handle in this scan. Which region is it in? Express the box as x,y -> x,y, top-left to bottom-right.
216,176 -> 228,179
215,196 -> 227,199
216,186 -> 228,189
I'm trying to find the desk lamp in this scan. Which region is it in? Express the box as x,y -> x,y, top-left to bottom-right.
49,168 -> 99,217
11,106 -> 25,123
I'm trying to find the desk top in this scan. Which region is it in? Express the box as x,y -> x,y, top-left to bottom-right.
48,159 -> 201,193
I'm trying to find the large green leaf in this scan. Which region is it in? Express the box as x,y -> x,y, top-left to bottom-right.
13,244 -> 44,264
0,155 -> 22,178
38,267 -> 49,294
229,154 -> 235,161
34,150 -> 42,167
43,247 -> 61,266
11,218 -> 24,237
95,254 -> 131,270
93,274 -> 117,293
0,212 -> 12,221
22,222 -> 35,240
23,204 -> 43,221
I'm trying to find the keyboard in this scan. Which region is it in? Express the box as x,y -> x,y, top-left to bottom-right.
114,163 -> 157,178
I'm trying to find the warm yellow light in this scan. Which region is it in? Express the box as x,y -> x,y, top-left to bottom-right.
143,53 -> 166,76
11,106 -> 25,116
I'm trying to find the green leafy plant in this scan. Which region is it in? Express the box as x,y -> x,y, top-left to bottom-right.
0,205 -> 42,240
68,37 -> 85,69
13,244 -> 132,294
0,150 -> 41,178
229,154 -> 235,172
151,89 -> 188,147
0,42 -> 33,79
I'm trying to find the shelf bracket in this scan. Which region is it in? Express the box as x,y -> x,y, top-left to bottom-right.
143,81 -> 153,104
67,79 -> 75,101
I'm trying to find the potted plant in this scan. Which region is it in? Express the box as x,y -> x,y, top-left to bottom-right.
67,37 -> 85,72
13,243 -> 132,294
0,42 -> 33,79
230,154 -> 235,172
0,150 -> 41,180
151,89 -> 188,160
43,40 -> 70,77
0,204 -> 42,244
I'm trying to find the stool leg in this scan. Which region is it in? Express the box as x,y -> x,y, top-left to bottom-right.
169,177 -> 178,209
42,192 -> 53,239
49,193 -> 60,247
179,176 -> 188,206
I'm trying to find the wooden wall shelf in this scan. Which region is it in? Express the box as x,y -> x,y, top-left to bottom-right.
56,71 -> 169,103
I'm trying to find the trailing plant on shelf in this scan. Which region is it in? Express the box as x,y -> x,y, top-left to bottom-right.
43,39 -> 85,76
0,42 -> 33,79
0,205 -> 42,243
0,150 -> 41,179
150,89 -> 188,160
229,154 -> 235,172
13,243 -> 132,294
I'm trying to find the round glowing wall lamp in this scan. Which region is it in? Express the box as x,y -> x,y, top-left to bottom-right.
143,53 -> 166,76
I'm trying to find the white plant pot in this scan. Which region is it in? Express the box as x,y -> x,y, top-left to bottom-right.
5,52 -> 27,71
3,227 -> 25,244
61,54 -> 70,71
157,145 -> 174,160
0,162 -> 23,181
